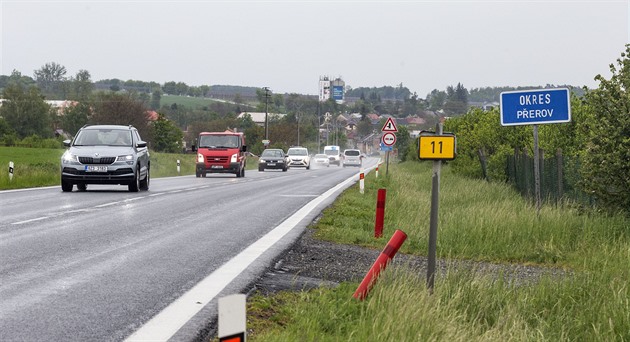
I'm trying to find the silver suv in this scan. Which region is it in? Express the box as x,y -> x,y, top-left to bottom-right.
60,125 -> 150,192
287,147 -> 311,169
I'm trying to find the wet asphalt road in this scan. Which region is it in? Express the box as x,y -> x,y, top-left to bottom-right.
0,160 -> 376,341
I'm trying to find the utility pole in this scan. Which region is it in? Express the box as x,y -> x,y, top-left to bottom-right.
263,87 -> 271,141
317,102 -> 321,153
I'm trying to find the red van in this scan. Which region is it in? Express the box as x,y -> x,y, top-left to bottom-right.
193,130 -> 247,177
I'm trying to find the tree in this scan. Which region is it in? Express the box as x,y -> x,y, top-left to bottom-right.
580,44 -> 630,212
443,83 -> 468,116
60,102 -> 91,136
150,90 -> 162,110
0,83 -> 53,138
162,81 -> 177,95
427,89 -> 446,111
69,69 -> 94,101
34,62 -> 67,99
150,113 -> 183,152
395,125 -> 412,162
88,92 -> 152,142
1,70 -> 36,90
356,117 -> 373,138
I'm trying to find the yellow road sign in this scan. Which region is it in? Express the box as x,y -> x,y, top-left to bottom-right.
418,133 -> 456,160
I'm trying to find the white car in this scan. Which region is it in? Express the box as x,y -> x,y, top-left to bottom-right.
312,154 -> 330,167
287,147 -> 311,169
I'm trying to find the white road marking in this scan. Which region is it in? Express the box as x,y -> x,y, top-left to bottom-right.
11,216 -> 50,225
124,173 -> 360,342
279,194 -> 319,197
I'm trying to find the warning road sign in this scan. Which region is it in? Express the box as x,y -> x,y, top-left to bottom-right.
381,117 -> 398,132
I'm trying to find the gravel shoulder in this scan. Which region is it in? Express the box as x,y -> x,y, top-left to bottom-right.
250,225 -> 567,296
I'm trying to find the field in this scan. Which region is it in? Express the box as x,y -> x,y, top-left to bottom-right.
245,161 -> 630,341
161,95 -> 222,109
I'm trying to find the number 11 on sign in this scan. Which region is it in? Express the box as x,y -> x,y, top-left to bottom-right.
418,134 -> 456,160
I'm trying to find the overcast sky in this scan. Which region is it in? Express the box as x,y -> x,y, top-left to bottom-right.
1,0 -> 628,97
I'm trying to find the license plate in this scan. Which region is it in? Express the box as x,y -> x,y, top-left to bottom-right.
85,165 -> 107,172
268,163 -> 276,166
211,165 -> 224,169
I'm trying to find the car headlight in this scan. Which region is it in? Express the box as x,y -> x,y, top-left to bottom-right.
117,154 -> 134,165
230,153 -> 238,163
62,151 -> 78,164
197,153 -> 205,163
259,159 -> 266,163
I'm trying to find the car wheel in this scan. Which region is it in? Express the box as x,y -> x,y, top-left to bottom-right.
306,165 -> 310,170
282,166 -> 288,172
140,167 -> 150,190
259,167 -> 264,172
128,168 -> 140,192
241,167 -> 245,177
61,179 -> 73,192
77,183 -> 87,191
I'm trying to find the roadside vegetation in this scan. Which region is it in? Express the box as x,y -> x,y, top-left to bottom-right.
246,161 -> 630,341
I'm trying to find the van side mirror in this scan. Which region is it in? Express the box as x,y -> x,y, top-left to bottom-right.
192,144 -> 197,152
241,145 -> 247,152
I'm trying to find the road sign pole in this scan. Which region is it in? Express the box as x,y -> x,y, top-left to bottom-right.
533,124 -> 541,216
426,122 -> 443,293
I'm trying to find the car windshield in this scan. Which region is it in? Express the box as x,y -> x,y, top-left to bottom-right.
288,149 -> 307,156
345,150 -> 360,156
74,129 -> 132,146
262,150 -> 283,158
198,135 -> 239,148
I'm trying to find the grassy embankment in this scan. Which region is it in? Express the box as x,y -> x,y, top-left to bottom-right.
245,161 -> 630,341
0,146 -> 259,190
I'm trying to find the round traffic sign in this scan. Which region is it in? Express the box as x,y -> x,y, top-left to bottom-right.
382,132 -> 396,146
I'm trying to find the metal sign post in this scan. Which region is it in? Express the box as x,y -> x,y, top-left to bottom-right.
500,88 -> 571,216
426,124 -> 442,293
418,125 -> 457,293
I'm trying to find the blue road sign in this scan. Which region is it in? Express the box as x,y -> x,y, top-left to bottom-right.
500,88 -> 571,126
380,143 -> 393,151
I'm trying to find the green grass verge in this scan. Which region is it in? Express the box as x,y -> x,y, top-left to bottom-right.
246,161 -> 630,341
0,146 -> 259,190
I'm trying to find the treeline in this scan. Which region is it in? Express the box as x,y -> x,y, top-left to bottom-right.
431,45 -> 630,215
0,60 -> 594,161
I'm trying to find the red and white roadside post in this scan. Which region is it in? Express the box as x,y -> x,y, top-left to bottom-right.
353,229 -> 407,301
359,169 -> 365,194
218,294 -> 246,342
375,163 -> 379,178
374,189 -> 386,238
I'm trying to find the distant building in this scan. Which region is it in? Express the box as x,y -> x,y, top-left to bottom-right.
237,112 -> 286,126
319,76 -> 345,104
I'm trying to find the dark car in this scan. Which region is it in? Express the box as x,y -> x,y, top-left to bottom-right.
258,148 -> 288,172
60,124 -> 150,192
